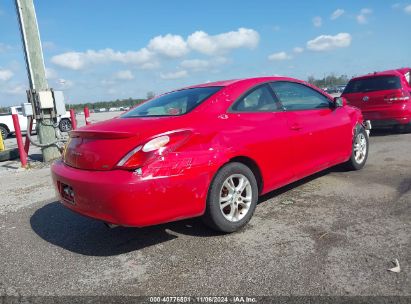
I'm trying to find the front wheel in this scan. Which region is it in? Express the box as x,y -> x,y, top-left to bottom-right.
345,126 -> 369,171
59,118 -> 72,132
0,126 -> 9,140
202,162 -> 258,233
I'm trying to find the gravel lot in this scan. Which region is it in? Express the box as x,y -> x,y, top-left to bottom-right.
0,112 -> 410,298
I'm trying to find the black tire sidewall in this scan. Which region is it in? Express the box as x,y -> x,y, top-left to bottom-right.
204,162 -> 258,233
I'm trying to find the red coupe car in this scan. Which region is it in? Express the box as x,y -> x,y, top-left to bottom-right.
52,77 -> 370,232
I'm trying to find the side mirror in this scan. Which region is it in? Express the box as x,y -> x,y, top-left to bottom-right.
334,96 -> 347,107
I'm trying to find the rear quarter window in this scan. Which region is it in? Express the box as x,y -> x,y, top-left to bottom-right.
405,72 -> 410,85
343,76 -> 401,94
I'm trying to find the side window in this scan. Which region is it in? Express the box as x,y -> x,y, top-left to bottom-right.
404,72 -> 410,85
231,84 -> 279,112
270,81 -> 331,111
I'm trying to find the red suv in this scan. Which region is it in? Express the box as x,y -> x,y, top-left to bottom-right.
342,68 -> 411,131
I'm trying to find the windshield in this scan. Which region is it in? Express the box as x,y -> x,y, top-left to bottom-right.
343,76 -> 401,94
122,86 -> 222,118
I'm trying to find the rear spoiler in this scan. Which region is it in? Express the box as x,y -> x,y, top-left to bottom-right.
70,130 -> 137,139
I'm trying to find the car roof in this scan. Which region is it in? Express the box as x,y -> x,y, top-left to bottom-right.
350,68 -> 411,81
183,76 -> 307,89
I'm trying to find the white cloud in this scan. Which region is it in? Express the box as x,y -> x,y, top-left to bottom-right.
45,67 -> 57,79
42,41 -> 56,50
330,9 -> 345,20
293,47 -> 304,54
113,70 -> 134,80
56,78 -> 74,89
147,34 -> 189,58
5,84 -> 25,95
357,8 -> 372,24
101,79 -> 115,86
180,59 -> 210,70
51,28 -> 259,71
361,8 -> 373,14
51,48 -> 155,70
0,43 -> 13,53
160,70 -> 188,80
180,57 -> 228,71
306,33 -> 352,51
51,52 -> 85,70
140,61 -> 160,70
268,51 -> 292,61
0,69 -> 13,81
391,3 -> 411,14
312,16 -> 322,27
187,28 -> 259,55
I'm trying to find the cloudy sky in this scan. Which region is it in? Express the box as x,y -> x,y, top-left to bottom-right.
0,0 -> 410,106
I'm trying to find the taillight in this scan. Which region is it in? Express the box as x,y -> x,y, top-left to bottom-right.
384,90 -> 410,103
116,130 -> 191,170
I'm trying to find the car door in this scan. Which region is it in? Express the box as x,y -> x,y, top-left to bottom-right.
270,81 -> 352,179
227,83 -> 296,192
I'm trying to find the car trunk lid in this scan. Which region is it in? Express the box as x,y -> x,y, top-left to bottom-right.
63,116 -> 183,170
64,132 -> 140,171
344,89 -> 407,110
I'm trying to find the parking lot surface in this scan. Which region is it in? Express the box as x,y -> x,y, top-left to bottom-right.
0,124 -> 410,296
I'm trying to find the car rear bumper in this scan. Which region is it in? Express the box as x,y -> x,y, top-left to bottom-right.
363,120 -> 372,136
367,117 -> 411,127
51,160 -> 213,227
362,107 -> 411,126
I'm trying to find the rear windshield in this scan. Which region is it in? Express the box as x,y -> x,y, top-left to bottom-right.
343,76 -> 401,94
122,86 -> 222,117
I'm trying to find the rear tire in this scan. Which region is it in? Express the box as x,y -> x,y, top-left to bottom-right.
202,162 -> 258,233
0,125 -> 9,140
345,126 -> 369,171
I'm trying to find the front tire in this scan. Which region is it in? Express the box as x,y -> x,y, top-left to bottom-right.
345,126 -> 369,171
59,118 -> 72,132
202,162 -> 258,233
0,126 -> 9,140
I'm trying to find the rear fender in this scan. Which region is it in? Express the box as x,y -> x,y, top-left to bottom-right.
346,106 -> 368,137
352,122 -> 370,144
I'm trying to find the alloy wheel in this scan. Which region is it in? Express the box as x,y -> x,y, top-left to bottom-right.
60,119 -> 72,132
354,133 -> 367,164
219,174 -> 252,222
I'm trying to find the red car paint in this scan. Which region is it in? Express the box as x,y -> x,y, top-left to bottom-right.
51,77 -> 364,227
341,68 -> 411,127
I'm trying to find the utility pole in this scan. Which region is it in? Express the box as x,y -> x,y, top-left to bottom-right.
15,0 -> 60,161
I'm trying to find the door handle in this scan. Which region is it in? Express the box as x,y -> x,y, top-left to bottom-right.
290,124 -> 302,131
